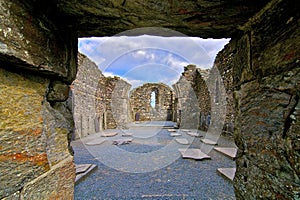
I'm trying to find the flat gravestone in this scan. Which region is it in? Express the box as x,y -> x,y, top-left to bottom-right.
122,132 -> 133,137
181,129 -> 191,132
85,138 -> 106,146
214,147 -> 238,159
75,164 -> 97,183
178,148 -> 211,160
217,168 -> 236,182
101,132 -> 118,137
175,138 -> 189,145
112,138 -> 133,145
170,132 -> 182,137
76,164 -> 91,174
168,129 -> 177,132
186,132 -> 202,137
201,138 -> 217,145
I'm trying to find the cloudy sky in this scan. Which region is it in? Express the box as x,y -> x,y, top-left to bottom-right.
78,35 -> 230,88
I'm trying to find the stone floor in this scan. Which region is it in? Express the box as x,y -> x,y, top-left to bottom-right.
71,121 -> 237,199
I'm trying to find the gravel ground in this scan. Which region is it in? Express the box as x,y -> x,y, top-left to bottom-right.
72,122 -> 236,200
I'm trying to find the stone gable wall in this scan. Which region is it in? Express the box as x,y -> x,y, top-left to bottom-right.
130,83 -> 174,121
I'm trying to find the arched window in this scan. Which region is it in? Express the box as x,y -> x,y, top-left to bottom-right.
150,88 -> 159,109
150,91 -> 156,108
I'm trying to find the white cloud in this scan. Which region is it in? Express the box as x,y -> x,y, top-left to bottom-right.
78,35 -> 230,88
102,71 -> 116,77
162,53 -> 189,72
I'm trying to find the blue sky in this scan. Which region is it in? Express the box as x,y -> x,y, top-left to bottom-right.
78,35 -> 229,88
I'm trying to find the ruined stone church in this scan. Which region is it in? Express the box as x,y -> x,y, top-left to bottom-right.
0,0 -> 299,199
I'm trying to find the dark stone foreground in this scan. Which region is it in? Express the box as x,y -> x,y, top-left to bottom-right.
72,122 -> 236,199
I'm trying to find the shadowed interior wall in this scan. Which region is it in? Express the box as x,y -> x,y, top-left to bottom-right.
230,1 -> 299,198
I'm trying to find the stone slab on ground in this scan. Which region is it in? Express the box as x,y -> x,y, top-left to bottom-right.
101,132 -> 118,137
170,132 -> 182,137
75,164 -> 97,183
85,138 -> 106,146
122,132 -> 133,137
217,168 -> 236,182
167,129 -> 177,132
214,147 -> 238,159
175,138 -> 189,145
186,132 -> 202,137
112,138 -> 133,145
181,129 -> 191,132
76,164 -> 91,174
201,139 -> 218,145
178,148 -> 211,160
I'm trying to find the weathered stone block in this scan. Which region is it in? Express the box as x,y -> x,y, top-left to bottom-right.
232,35 -> 252,86
43,101 -> 73,167
0,0 -> 77,83
243,0 -> 299,79
234,59 -> 300,199
20,156 -> 75,200
2,191 -> 20,200
47,81 -> 70,102
0,68 -> 49,198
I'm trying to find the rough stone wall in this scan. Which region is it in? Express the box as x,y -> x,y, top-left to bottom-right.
173,65 -> 211,130
71,53 -> 104,140
111,78 -> 132,129
130,83 -> 174,121
232,0 -> 300,198
53,0 -> 269,38
208,43 -> 235,135
0,0 -> 76,199
96,76 -> 132,129
72,55 -> 132,136
173,75 -> 199,129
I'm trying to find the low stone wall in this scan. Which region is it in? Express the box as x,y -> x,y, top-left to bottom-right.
130,83 -> 174,121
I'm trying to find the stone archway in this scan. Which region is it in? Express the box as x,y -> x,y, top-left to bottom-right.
0,0 -> 299,199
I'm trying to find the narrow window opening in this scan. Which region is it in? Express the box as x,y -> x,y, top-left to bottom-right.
150,91 -> 156,108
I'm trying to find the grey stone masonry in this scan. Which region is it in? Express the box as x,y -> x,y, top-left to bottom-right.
130,83 -> 174,121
